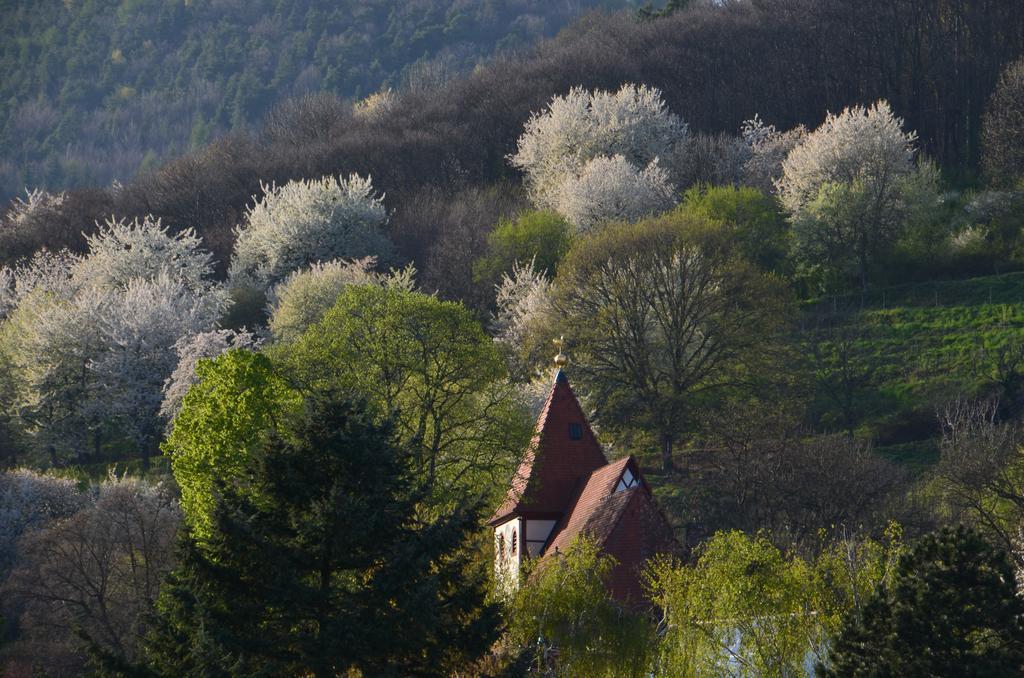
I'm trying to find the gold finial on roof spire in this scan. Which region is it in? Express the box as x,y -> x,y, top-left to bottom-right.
553,335 -> 568,368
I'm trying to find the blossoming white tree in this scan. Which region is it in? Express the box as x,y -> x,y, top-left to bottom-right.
0,214 -> 227,463
0,468 -> 87,571
553,155 -> 677,232
72,216 -> 216,293
92,273 -> 229,464
0,287 -> 109,462
229,174 -> 393,291
777,100 -> 934,290
0,249 -> 78,317
509,84 -> 688,230
0,189 -> 68,260
4,189 -> 66,228
492,258 -> 552,377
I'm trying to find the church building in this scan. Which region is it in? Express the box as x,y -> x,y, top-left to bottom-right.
489,348 -> 678,602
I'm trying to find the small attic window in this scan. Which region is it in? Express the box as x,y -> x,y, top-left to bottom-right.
569,423 -> 583,440
616,467 -> 639,493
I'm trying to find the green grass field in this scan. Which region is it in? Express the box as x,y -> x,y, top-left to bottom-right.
803,272 -> 1024,466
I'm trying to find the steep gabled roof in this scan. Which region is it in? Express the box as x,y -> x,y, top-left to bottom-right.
489,369 -> 607,525
544,456 -> 637,555
544,456 -> 679,601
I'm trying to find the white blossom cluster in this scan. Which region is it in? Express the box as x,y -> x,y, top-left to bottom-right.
553,155 -> 677,233
492,259 -> 554,378
774,100 -> 941,287
0,216 -> 226,461
509,84 -> 687,230
0,468 -> 87,569
230,174 -> 393,291
91,272 -> 227,450
74,216 -> 216,294
777,101 -> 917,215
0,249 -> 78,317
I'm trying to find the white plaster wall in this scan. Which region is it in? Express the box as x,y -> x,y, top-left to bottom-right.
494,518 -> 523,590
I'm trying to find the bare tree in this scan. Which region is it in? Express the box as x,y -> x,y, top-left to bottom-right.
935,398 -> 1024,570
3,476 -> 180,674
695,403 -> 905,549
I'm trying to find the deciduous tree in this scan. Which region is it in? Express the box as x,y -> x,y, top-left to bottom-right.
508,536 -> 655,678
277,285 -> 531,508
92,274 -> 228,465
266,257 -> 414,342
648,528 -> 902,676
71,216 -> 216,295
509,84 -> 688,229
778,101 -> 934,291
983,57 -> 1024,186
554,154 -> 677,232
550,212 -> 789,471
164,349 -> 298,543
4,476 -> 179,674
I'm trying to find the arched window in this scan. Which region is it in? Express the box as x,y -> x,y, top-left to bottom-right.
510,530 -> 518,556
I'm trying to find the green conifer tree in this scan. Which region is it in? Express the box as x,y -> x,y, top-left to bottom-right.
823,525 -> 1024,676
144,391 -> 500,676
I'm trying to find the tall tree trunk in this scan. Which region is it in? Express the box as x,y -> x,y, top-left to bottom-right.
661,433 -> 675,473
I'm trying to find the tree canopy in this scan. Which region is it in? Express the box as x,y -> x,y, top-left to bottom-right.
147,391 -> 499,676
276,284 -> 532,508
548,210 -> 790,470
824,526 -> 1024,676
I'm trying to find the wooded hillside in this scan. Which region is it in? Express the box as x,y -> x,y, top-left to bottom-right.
0,0 -> 633,201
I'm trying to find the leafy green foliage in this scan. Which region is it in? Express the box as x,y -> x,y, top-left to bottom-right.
679,184 -> 791,274
507,537 -> 655,677
472,210 -> 571,288
146,392 -> 499,676
824,526 -> 1024,675
275,284 -> 532,509
163,349 -> 299,543
647,529 -> 903,676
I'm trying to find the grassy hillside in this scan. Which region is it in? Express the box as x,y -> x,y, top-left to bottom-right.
0,0 -> 635,201
804,273 -> 1024,463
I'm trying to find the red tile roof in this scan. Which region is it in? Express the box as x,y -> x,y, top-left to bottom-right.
491,369 -> 679,602
489,369 -> 607,525
600,487 -> 679,601
544,456 -> 633,554
543,455 -> 677,601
